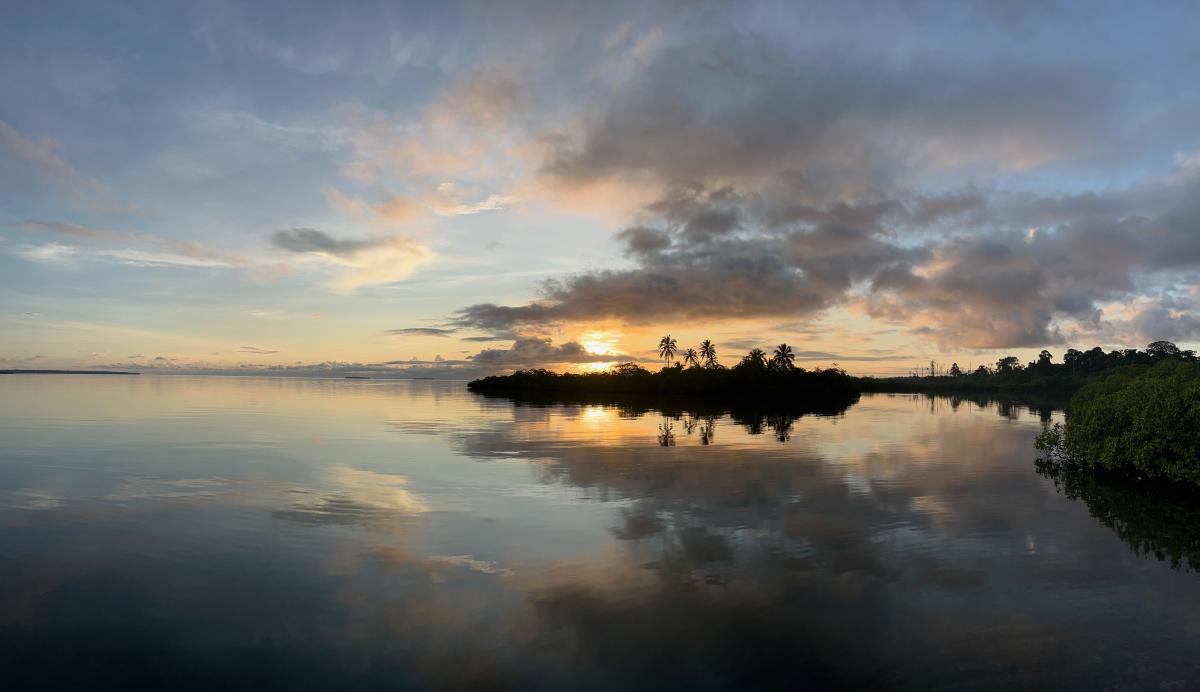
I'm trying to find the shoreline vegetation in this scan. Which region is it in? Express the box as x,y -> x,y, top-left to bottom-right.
1036,359 -> 1200,486
469,338 -> 860,407
468,336 -> 1197,401
470,336 -> 1200,486
1036,449 -> 1200,571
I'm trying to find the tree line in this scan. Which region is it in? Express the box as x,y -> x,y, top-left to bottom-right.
657,334 -> 802,373
914,341 -> 1197,380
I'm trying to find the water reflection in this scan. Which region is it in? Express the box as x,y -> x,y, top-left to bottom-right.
656,417 -> 676,447
1036,460 -> 1200,571
1,377 -> 1198,689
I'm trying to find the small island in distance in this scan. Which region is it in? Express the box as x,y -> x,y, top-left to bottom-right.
1,369 -> 140,375
471,335 -> 1200,488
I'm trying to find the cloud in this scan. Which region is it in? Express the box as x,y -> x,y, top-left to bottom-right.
537,34 -> 1114,202
452,166 -> 1200,348
238,346 -> 280,355
271,227 -> 373,255
19,219 -> 131,241
271,227 -> 434,292
399,12 -> 1198,350
250,309 -> 323,321
0,122 -> 135,213
13,219 -> 248,269
434,193 -> 520,216
468,336 -> 636,366
96,248 -> 239,268
453,186 -> 924,332
9,2 -> 1200,362
323,183 -> 519,227
13,242 -> 77,265
374,193 -> 423,227
386,327 -> 457,337
11,242 -> 242,270
1126,299 -> 1200,344
865,175 -> 1200,347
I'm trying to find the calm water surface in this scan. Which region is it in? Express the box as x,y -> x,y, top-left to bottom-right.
1,375 -> 1198,690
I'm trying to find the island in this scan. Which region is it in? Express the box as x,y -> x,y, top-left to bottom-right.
1,369 -> 140,375
470,337 -> 1200,486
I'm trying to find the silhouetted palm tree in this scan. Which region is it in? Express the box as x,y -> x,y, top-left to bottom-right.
699,339 -> 717,368
682,347 -> 700,368
771,343 -> 795,371
658,334 -> 678,367
743,348 -> 768,370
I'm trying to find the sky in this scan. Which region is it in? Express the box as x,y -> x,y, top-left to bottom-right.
2,0 -> 1199,378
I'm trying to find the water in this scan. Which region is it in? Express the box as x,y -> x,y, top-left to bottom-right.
1,375 -> 1198,690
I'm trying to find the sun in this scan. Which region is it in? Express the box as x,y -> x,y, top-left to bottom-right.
579,330 -> 620,356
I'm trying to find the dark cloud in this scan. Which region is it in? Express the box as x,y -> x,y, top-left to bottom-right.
459,333 -> 518,342
469,337 -> 637,366
386,327 -> 457,337
615,226 -> 670,255
442,17 -> 1200,350
540,34 -> 1116,194
867,177 -> 1200,347
454,190 -> 927,333
239,346 -> 280,355
1130,303 -> 1200,343
271,228 -> 370,256
457,167 -> 1200,348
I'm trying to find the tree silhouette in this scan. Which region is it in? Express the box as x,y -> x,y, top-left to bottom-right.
699,339 -> 718,368
1032,349 -> 1053,373
948,362 -> 962,377
612,362 -> 648,376
771,343 -> 795,371
658,334 -> 678,367
995,355 -> 1022,374
740,348 -> 768,370
1147,340 -> 1181,361
682,347 -> 700,368
656,417 -> 676,447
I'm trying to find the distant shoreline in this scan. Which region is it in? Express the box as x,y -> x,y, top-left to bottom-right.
0,370 -> 140,376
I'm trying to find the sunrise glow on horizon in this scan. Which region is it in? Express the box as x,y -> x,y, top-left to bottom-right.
3,2 -> 1199,377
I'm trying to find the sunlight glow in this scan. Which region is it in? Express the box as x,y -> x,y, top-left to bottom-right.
579,330 -> 620,356
581,405 -> 610,423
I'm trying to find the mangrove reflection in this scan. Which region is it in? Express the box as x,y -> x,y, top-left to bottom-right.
469,389 -> 1070,446
468,388 -> 859,418
1036,459 -> 1200,571
468,389 -> 857,446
